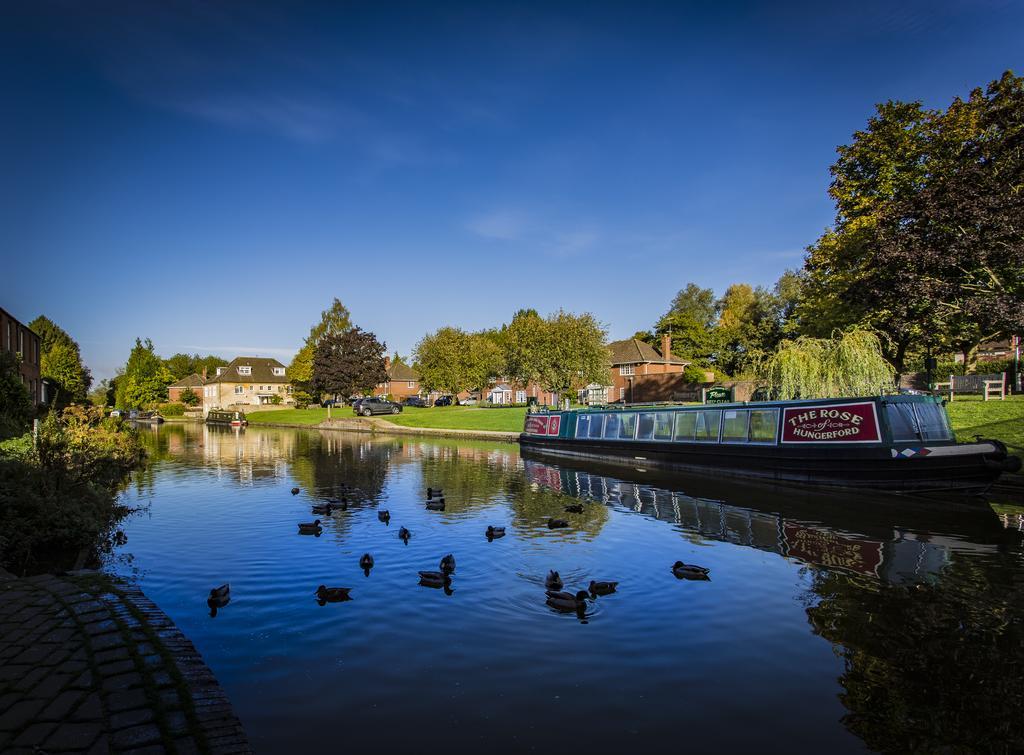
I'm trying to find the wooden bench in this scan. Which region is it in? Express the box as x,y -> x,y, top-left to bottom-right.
934,372 -> 1006,401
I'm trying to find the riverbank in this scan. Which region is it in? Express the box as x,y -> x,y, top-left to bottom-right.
0,569 -> 249,753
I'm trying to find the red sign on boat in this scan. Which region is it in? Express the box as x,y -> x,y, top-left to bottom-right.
780,401 -> 880,444
524,415 -> 561,436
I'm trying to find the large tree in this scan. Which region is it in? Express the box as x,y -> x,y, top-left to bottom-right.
414,327 -> 503,397
115,339 -> 173,409
800,71 -> 1024,373
29,315 -> 91,407
501,309 -> 546,388
536,310 -> 609,399
652,283 -> 718,362
163,353 -> 227,381
290,298 -> 353,403
312,327 -> 387,400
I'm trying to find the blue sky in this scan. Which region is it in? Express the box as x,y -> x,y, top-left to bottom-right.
2,1 -> 1021,380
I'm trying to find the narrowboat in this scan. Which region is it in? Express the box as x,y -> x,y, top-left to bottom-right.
519,394 -> 1021,496
132,410 -> 165,424
205,409 -> 247,427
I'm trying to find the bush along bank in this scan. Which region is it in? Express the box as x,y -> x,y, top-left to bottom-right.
0,406 -> 146,575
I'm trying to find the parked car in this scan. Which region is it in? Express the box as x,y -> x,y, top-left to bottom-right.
402,396 -> 429,408
459,397 -> 478,406
110,409 -> 125,418
433,396 -> 454,407
354,397 -> 402,416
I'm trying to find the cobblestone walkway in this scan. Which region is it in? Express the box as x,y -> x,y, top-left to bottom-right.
0,569 -> 250,754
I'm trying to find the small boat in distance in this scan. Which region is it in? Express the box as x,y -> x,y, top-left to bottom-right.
520,394 -> 1020,496
206,409 -> 247,427
131,410 -> 165,424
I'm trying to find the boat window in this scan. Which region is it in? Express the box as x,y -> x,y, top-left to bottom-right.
653,413 -> 673,441
603,414 -> 621,439
913,402 -> 953,441
886,403 -> 921,441
749,409 -> 778,443
618,413 -> 638,440
637,413 -> 656,440
674,411 -> 697,441
722,410 -> 750,442
694,410 -> 721,442
588,414 -> 605,439
576,415 -> 590,438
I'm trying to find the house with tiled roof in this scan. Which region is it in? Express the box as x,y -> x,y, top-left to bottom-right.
201,357 -> 293,413
167,373 -> 205,403
607,334 -> 689,403
376,357 -> 422,401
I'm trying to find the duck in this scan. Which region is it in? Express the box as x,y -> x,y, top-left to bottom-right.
427,487 -> 444,499
378,510 -> 391,523
588,580 -> 618,596
418,570 -> 451,588
545,590 -> 589,612
398,526 -> 411,542
209,584 -> 230,600
315,585 -> 352,603
297,519 -> 322,535
359,553 -> 374,572
311,503 -> 334,516
425,498 -> 446,511
439,553 -> 456,574
671,561 -> 711,580
545,570 -> 563,590
564,504 -> 584,514
547,518 -> 570,529
291,487 -> 300,495
207,595 -> 229,617
486,526 -> 506,540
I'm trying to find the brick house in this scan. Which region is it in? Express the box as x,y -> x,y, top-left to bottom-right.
201,357 -> 293,413
168,373 -> 205,403
608,334 -> 689,403
0,306 -> 44,405
377,358 -> 422,401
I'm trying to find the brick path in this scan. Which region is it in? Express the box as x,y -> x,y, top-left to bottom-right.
0,569 -> 250,754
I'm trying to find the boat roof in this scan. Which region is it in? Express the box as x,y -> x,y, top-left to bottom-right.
558,394 -> 942,413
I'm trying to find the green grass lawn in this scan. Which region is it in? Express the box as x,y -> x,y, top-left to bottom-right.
247,408 -> 329,425
946,394 -> 1024,453
246,405 -> 527,432
246,396 -> 1023,451
376,406 -> 527,432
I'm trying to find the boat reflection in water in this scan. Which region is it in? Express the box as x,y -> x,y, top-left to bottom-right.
526,455 -> 1024,752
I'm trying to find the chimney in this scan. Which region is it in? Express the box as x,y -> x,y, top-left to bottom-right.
384,356 -> 391,371
201,367 -> 207,381
661,333 -> 672,361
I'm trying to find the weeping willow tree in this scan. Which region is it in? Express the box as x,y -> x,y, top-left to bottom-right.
756,328 -> 897,399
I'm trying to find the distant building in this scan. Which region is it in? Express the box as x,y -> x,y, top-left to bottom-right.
377,358 -> 422,402
607,334 -> 689,403
168,373 -> 205,403
0,306 -> 43,405
202,357 -> 293,413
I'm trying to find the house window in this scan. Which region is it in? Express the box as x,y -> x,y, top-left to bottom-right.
237,366 -> 252,376
619,364 -> 635,376
234,386 -> 243,394
619,387 -> 625,400
515,390 -> 526,403
272,367 -> 285,376
407,381 -> 415,388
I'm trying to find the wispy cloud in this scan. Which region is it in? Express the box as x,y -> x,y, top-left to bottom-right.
464,208 -> 600,257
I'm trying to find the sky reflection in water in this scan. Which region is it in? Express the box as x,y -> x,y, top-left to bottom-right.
112,423 -> 1024,753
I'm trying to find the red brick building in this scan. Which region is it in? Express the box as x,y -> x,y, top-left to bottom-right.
377,358 -> 422,401
168,373 -> 205,403
607,334 -> 688,403
0,306 -> 43,405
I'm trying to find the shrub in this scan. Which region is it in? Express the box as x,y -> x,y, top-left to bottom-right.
270,394 -> 283,405
0,406 -> 145,574
179,387 -> 200,407
0,351 -> 34,440
683,363 -> 711,384
158,403 -> 186,416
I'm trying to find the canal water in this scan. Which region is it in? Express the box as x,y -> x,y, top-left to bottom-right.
113,422 -> 1024,753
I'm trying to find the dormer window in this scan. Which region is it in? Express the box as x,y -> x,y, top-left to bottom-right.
216,367 -> 226,376
238,366 -> 252,376
272,367 -> 285,376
